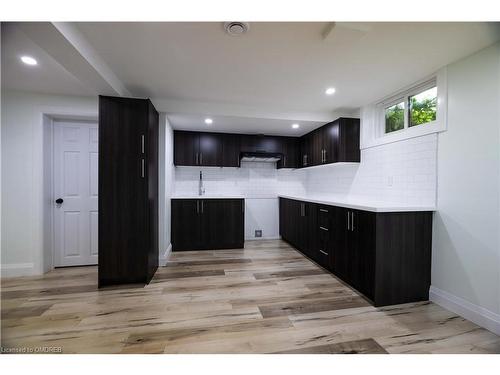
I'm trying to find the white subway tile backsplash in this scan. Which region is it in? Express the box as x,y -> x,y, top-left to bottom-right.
173,133 -> 437,206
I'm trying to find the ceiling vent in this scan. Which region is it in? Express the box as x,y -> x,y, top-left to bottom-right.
224,22 -> 250,36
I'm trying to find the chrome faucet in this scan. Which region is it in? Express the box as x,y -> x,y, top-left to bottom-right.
199,171 -> 205,196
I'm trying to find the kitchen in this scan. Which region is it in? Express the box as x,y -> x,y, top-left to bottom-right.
1,19 -> 500,360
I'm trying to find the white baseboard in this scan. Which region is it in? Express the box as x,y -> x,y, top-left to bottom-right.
429,285 -> 500,336
159,243 -> 172,266
1,263 -> 36,278
245,236 -> 281,241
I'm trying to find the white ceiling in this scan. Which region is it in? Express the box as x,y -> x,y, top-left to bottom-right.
2,22 -> 500,135
1,23 -> 95,96
167,113 -> 324,136
75,22 -> 500,113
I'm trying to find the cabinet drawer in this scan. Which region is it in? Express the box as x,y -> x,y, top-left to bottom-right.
318,206 -> 332,230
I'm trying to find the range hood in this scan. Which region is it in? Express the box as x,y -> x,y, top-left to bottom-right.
240,151 -> 283,163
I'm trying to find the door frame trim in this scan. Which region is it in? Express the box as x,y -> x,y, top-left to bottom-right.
52,119 -> 99,268
41,110 -> 98,273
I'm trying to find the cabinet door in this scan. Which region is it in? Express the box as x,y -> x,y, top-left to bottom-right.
278,137 -> 300,169
240,134 -> 257,152
222,133 -> 241,167
311,128 -> 323,166
332,207 -> 350,282
287,199 -> 301,248
171,199 -> 201,251
323,120 -> 339,164
146,101 -> 159,282
99,96 -> 148,286
352,209 -> 375,300
300,133 -> 312,167
199,133 -> 222,166
305,202 -> 318,260
255,135 -> 281,153
339,118 -> 360,162
201,199 -> 244,249
174,131 -> 198,166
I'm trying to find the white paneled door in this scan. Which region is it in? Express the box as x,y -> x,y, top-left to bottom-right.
54,121 -> 98,267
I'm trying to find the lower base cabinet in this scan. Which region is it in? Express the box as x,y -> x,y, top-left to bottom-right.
172,198 -> 244,251
279,198 -> 432,307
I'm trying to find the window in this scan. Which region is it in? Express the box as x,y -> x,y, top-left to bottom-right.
385,101 -> 405,133
382,80 -> 438,134
409,86 -> 437,127
363,70 -> 447,149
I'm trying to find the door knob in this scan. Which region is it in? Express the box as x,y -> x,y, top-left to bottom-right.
55,198 -> 64,204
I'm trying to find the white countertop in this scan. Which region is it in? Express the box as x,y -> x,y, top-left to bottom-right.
172,195 -> 245,199
278,194 -> 435,213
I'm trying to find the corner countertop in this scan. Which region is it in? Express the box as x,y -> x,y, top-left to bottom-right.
172,195 -> 245,199
278,194 -> 436,213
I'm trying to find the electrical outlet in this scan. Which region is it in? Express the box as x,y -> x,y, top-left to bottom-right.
255,230 -> 262,238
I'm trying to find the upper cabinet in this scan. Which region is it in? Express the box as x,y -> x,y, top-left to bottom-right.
300,117 -> 360,167
174,130 -> 222,167
277,137 -> 300,169
173,117 -> 359,169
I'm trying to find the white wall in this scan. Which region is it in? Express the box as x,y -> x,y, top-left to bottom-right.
158,113 -> 174,264
430,43 -> 500,333
305,134 -> 437,206
1,90 -> 98,277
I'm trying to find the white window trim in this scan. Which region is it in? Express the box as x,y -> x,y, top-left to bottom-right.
360,67 -> 448,149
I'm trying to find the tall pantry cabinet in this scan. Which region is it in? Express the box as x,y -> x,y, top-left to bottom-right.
98,96 -> 159,287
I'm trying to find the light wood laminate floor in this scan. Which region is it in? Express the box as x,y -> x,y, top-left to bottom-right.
1,240 -> 499,354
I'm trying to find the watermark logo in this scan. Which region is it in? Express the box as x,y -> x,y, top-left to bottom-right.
1,346 -> 63,354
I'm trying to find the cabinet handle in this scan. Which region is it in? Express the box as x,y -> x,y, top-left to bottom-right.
320,208 -> 328,213
320,226 -> 329,231
141,135 -> 145,154
319,250 -> 328,256
347,211 -> 350,230
200,153 -> 203,165
141,159 -> 145,178
197,200 -> 199,214
351,211 -> 355,231
201,200 -> 204,214
324,149 -> 327,162
283,156 -> 286,166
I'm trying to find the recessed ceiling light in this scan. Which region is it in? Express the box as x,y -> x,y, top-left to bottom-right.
20,56 -> 37,66
204,118 -> 213,125
223,22 -> 250,36
325,87 -> 336,95
292,123 -> 300,129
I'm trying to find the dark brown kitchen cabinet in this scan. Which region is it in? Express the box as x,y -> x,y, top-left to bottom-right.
174,131 -> 222,167
279,197 -> 432,307
98,96 -> 159,287
172,198 -> 244,251
170,199 -> 201,250
278,198 -> 316,260
199,133 -> 223,166
299,117 -> 360,167
174,131 -> 198,166
300,132 -> 313,167
221,133 -> 241,167
332,207 -> 375,300
173,116 -> 360,169
277,137 -> 300,169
